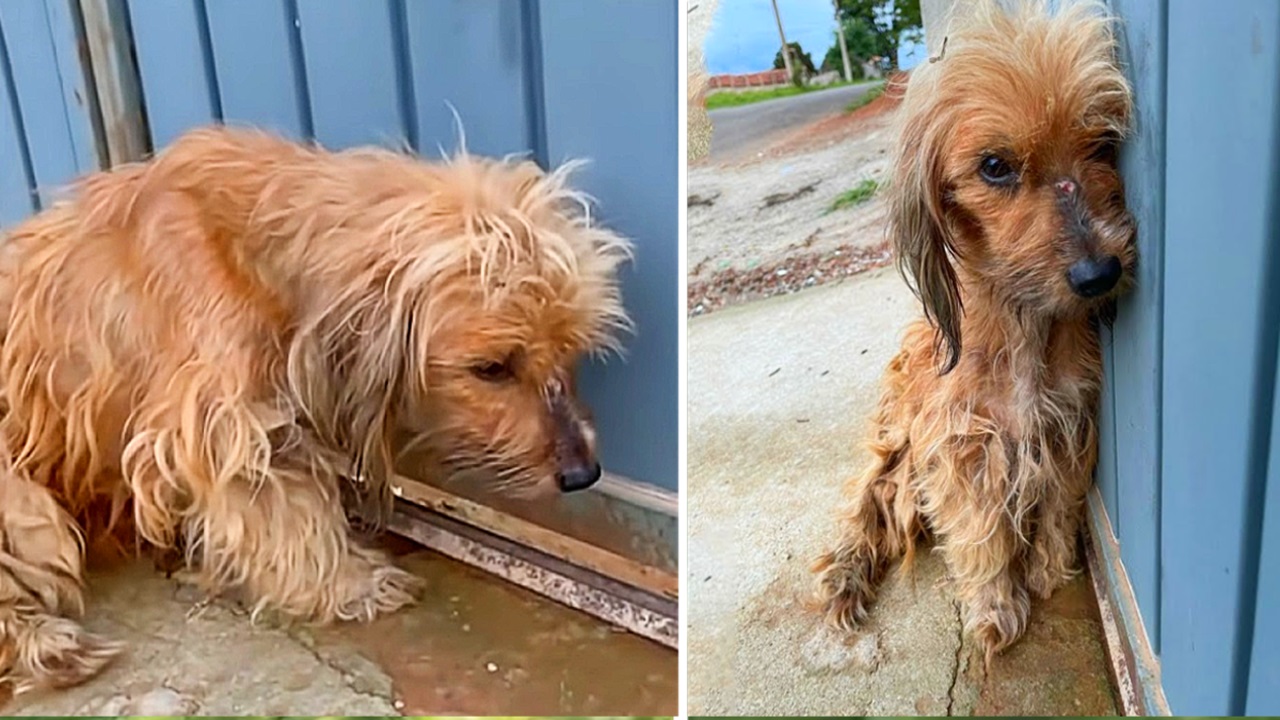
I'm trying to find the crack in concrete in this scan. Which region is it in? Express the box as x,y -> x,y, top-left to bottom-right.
285,628 -> 396,705
945,599 -> 963,716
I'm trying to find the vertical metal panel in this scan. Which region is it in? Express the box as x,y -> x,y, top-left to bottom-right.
0,1 -> 97,204
403,0 -> 534,158
1105,0 -> 1167,650
1248,347 -> 1280,712
538,0 -> 678,490
127,0 -> 221,147
1096,333 -> 1119,528
0,22 -> 35,225
294,0 -> 407,148
1161,0 -> 1280,714
204,0 -> 309,139
41,0 -> 101,169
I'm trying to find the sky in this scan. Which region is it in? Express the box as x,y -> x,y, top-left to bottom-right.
704,0 -> 841,75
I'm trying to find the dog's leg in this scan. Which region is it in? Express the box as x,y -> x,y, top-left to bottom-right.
1026,459 -> 1092,599
1026,500 -> 1080,600
944,522 -> 1031,664
811,412 -> 919,631
0,467 -> 122,693
187,452 -> 424,623
929,432 -> 1032,664
959,559 -> 1031,667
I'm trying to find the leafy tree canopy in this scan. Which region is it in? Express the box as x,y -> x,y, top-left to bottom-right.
772,41 -> 818,76
832,0 -> 922,67
821,16 -> 879,73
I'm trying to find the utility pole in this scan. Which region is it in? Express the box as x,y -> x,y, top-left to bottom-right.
834,0 -> 852,82
770,0 -> 794,81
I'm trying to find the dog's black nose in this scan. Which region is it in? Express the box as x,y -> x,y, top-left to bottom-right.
1067,255 -> 1122,298
556,462 -> 602,493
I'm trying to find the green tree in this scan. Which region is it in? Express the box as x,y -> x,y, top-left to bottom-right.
772,40 -> 817,80
834,0 -> 923,68
821,16 -> 879,75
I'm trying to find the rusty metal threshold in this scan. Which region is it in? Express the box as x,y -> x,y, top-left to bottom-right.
1084,487 -> 1170,716
387,498 -> 678,650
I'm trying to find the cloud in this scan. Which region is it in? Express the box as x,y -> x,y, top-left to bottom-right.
704,0 -> 839,75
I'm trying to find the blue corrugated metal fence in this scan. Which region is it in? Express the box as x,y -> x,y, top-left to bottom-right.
1099,0 -> 1280,713
0,0 -> 100,225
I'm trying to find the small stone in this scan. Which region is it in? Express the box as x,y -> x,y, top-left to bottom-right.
394,700 -> 405,710
486,662 -> 498,673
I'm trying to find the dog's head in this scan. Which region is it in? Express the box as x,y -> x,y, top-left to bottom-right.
889,0 -> 1135,371
386,157 -> 632,496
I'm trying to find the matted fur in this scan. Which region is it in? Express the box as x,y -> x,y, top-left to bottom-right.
811,0 -> 1135,663
0,126 -> 630,693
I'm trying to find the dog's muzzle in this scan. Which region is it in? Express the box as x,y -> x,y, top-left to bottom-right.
1067,255 -> 1122,298
556,461 -> 602,492
546,375 -> 601,493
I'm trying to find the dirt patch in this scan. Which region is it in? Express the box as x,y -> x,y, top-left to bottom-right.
313,548 -> 677,716
767,73 -> 908,159
689,242 -> 893,316
688,191 -> 720,207
688,74 -> 908,316
967,575 -> 1118,716
761,181 -> 820,209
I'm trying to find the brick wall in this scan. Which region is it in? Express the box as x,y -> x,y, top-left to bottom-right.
707,69 -> 789,89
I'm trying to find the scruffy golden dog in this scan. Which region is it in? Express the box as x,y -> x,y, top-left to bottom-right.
811,0 -> 1135,662
0,127 -> 630,692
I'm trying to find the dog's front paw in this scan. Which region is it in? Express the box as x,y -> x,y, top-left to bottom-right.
333,548 -> 426,622
1026,539 -> 1082,600
1025,564 -> 1074,600
966,590 -> 1030,667
810,547 -> 878,632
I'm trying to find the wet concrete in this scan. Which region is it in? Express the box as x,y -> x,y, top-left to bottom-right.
687,268 -> 1117,715
5,536 -> 676,716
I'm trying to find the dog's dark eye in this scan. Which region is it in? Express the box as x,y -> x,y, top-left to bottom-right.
1090,136 -> 1120,165
978,155 -> 1018,185
471,359 -> 513,382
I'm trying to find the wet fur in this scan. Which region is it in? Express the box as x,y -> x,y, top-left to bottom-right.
0,127 -> 630,693
811,0 -> 1135,663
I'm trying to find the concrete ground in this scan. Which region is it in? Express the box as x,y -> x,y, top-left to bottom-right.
687,268 -> 1117,716
4,538 -> 676,716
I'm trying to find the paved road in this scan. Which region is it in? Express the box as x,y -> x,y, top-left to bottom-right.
707,81 -> 882,162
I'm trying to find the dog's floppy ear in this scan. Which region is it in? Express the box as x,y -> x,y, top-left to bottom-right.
890,109 -> 963,374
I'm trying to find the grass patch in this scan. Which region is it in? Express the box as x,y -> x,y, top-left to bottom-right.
705,80 -> 863,110
844,82 -> 885,113
829,178 -> 880,212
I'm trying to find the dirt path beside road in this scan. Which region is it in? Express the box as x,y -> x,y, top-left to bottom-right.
688,82 -> 904,316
